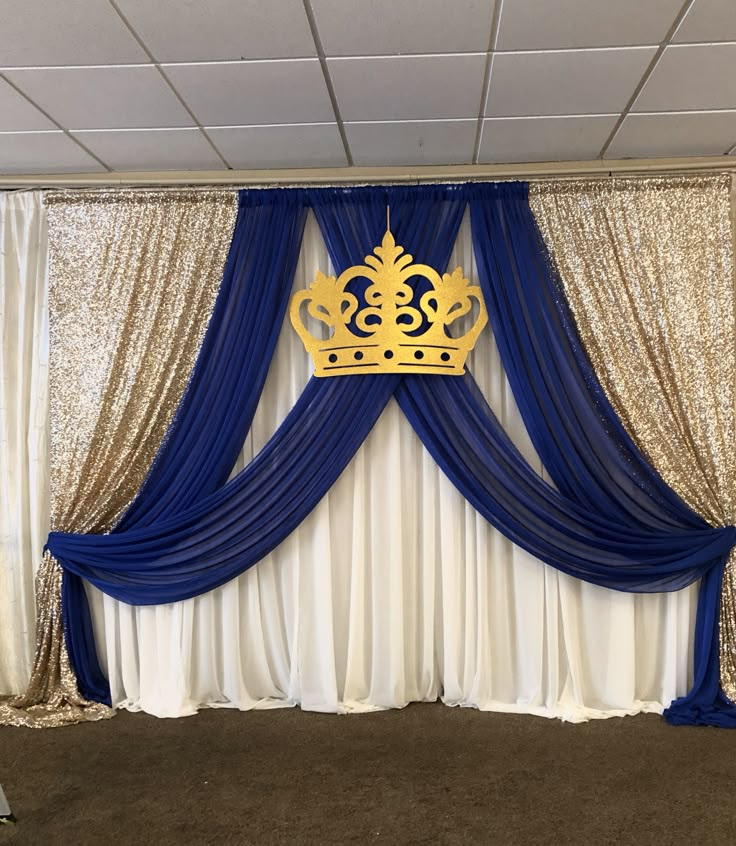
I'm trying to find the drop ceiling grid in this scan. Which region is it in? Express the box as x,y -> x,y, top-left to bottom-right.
0,0 -> 734,173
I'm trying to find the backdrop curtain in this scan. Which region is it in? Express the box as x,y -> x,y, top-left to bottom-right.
2,182 -> 732,724
86,212 -> 699,720
0,190 -> 237,727
529,174 -> 736,724
0,191 -> 48,696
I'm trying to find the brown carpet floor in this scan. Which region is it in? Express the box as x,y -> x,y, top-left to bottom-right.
2,703 -> 736,846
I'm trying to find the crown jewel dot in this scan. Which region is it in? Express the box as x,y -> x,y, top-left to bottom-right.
354,351 -> 363,360
328,353 -> 338,363
414,350 -> 424,360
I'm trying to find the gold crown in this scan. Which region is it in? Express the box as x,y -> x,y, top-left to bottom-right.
289,217 -> 488,376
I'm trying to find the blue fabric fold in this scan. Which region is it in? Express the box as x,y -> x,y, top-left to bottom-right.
119,189 -> 309,529
468,183 -> 700,528
663,564 -> 736,727
52,374 -> 398,602
396,374 -> 735,590
61,191 -> 309,701
397,182 -> 736,725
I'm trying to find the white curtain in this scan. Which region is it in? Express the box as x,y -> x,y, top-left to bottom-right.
0,192 -> 49,695
86,212 -> 697,721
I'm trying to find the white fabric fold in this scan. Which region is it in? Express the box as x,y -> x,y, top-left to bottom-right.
0,191 -> 49,695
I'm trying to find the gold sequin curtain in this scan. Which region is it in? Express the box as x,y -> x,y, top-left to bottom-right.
0,190 -> 238,727
529,174 -> 736,700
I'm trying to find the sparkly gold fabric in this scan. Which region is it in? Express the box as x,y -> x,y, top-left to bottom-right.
0,190 -> 237,727
47,191 -> 238,533
0,554 -> 111,728
529,175 -> 736,700
721,551 -> 736,702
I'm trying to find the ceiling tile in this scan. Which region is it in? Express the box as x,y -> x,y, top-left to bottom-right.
0,78 -> 54,130
633,44 -> 736,112
311,0 -> 493,56
114,0 -> 315,61
496,0 -> 682,49
673,0 -> 736,43
165,61 -> 334,126
346,120 -> 476,165
479,115 -> 617,162
0,0 -> 146,66
487,48 -> 656,116
206,124 -> 347,168
329,55 -> 486,121
606,111 -> 736,158
4,66 -> 194,130
72,128 -> 226,171
0,132 -> 104,173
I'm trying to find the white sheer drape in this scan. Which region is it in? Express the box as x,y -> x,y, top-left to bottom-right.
87,212 -> 697,720
0,192 -> 49,695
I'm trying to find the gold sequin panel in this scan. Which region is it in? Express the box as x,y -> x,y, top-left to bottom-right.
529,175 -> 736,700
46,190 -> 238,534
0,190 -> 237,727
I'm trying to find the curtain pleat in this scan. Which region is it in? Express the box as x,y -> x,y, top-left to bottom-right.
0,192 -> 48,696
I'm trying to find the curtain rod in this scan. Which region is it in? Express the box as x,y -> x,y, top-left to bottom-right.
1,155 -> 735,189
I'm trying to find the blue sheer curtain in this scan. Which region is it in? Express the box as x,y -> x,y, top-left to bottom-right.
397,182 -> 736,725
663,566 -> 735,726
119,190 -> 309,530
54,374 -> 398,601
398,375 -> 734,587
469,183 -> 698,526
62,190 -> 309,701
308,184 -> 468,275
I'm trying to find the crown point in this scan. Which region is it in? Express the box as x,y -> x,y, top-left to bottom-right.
381,228 -> 396,251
